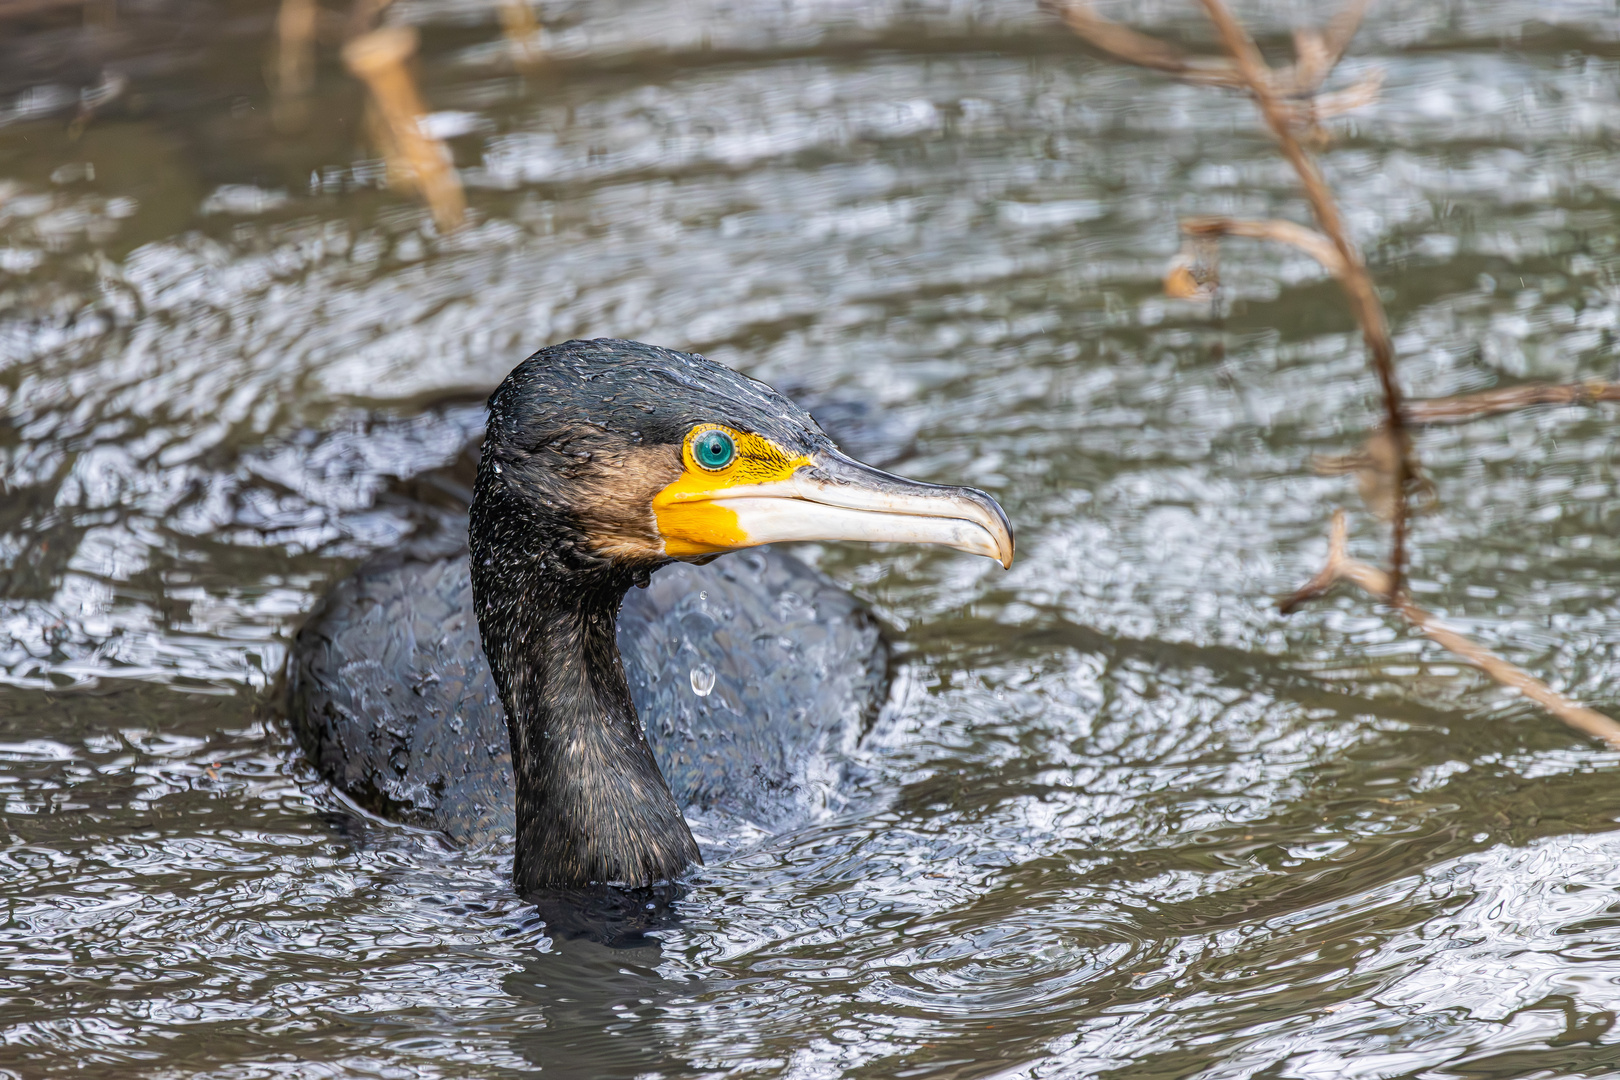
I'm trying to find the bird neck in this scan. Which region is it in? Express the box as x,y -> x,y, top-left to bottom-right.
469,500 -> 699,895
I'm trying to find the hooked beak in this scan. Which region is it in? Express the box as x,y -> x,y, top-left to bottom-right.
653,449 -> 1015,568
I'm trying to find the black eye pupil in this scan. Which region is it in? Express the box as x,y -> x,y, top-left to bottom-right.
694,430 -> 735,469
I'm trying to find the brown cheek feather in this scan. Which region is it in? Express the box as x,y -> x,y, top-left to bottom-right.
576,444 -> 685,562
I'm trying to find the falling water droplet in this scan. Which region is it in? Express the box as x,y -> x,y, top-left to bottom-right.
690,663 -> 716,697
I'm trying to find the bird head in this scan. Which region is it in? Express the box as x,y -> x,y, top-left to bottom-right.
475,338 -> 1013,576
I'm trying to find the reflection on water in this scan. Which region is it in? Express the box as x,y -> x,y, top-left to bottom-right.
3,0 -> 1620,1075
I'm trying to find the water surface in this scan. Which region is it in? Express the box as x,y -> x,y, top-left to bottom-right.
4,1 -> 1620,1075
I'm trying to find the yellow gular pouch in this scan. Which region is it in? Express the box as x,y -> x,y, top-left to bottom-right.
652,424 -> 811,558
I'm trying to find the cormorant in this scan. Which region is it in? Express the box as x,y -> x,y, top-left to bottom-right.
288,339 -> 1013,898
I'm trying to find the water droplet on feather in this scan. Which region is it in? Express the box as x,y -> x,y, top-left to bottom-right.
690,663 -> 716,697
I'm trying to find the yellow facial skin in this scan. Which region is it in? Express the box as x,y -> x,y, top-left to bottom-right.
652,425 -> 810,558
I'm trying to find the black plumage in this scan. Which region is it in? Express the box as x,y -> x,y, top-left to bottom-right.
287,338 -> 1009,899
289,546 -> 884,844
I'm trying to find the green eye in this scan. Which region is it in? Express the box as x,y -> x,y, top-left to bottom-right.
693,429 -> 736,470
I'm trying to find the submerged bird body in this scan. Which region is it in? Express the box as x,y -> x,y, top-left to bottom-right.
288,339 -> 1012,896
289,544 -> 885,843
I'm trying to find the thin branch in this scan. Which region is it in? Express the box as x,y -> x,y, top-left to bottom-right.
1280,512 -> 1620,750
1046,0 -> 1371,97
1311,430 -> 1424,521
1307,66 -> 1384,120
1319,0 -> 1373,69
1193,0 -> 1412,598
1288,0 -> 1370,92
1058,0 -> 1616,754
1052,0 -> 1407,594
1403,381 -> 1620,426
1182,216 -> 1346,277
1042,0 -> 1245,87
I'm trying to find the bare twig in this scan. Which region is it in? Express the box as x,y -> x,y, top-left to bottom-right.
1404,381 -> 1620,426
1059,1 -> 1616,753
1045,0 -> 1372,98
1288,0 -> 1370,92
1182,216 -> 1346,277
1281,512 -> 1620,750
1042,0 -> 1245,87
1193,0 -> 1413,596
1054,0 -> 1411,594
343,26 -> 466,232
1312,430 -> 1405,520
1309,66 -> 1383,119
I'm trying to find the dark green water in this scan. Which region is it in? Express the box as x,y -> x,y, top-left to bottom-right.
4,1 -> 1620,1075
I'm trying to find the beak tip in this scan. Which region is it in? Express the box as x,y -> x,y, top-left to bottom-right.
985,494 -> 1013,570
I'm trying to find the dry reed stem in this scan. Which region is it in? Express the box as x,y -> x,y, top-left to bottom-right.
363,99 -> 415,192
1403,381 -> 1620,425
498,0 -> 546,70
273,0 -> 318,132
1280,512 -> 1620,750
345,0 -> 394,41
343,26 -> 466,232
